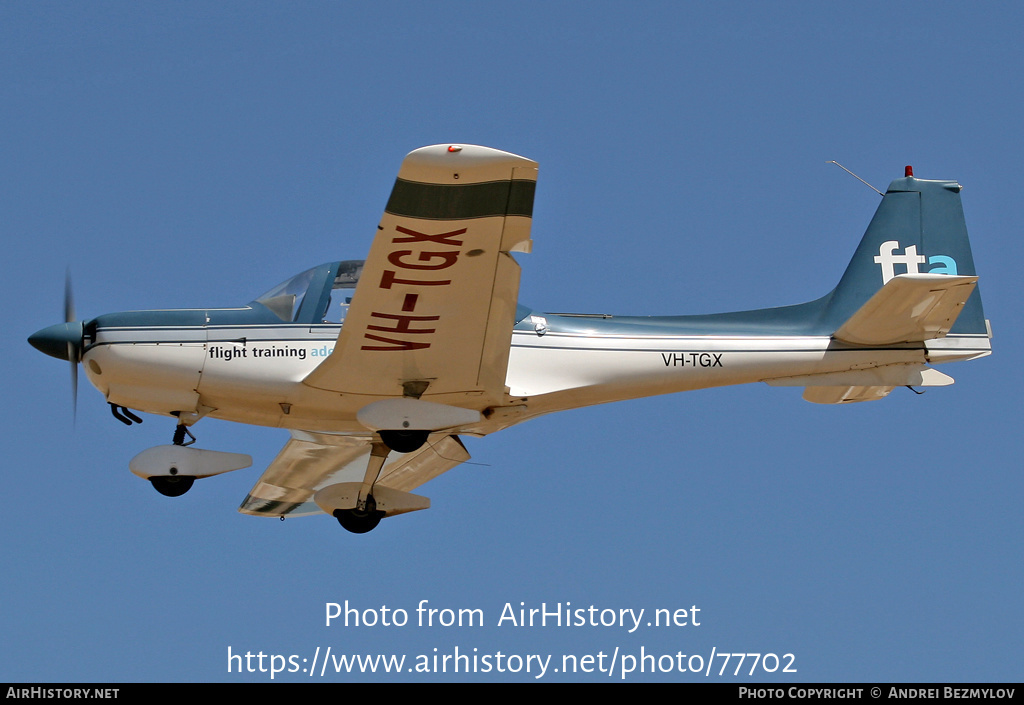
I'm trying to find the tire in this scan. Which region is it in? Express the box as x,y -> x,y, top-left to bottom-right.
150,475 -> 195,497
379,429 -> 429,453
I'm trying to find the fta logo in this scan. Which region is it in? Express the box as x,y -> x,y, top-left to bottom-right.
873,240 -> 958,284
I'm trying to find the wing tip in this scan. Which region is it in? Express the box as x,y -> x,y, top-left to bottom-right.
401,144 -> 538,176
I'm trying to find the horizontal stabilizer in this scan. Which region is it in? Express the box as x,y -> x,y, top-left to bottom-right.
795,365 -> 953,405
767,364 -> 954,388
803,385 -> 894,404
834,273 -> 978,346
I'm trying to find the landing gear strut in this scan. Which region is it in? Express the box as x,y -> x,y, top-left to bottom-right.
330,441 -> 390,534
172,423 -> 196,447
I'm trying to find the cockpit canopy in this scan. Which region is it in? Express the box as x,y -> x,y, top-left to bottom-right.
252,259 -> 532,326
253,260 -> 364,323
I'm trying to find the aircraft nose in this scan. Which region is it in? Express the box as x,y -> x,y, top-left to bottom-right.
28,321 -> 84,361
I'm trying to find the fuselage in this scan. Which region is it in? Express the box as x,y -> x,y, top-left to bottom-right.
33,173 -> 993,440
78,284 -> 989,437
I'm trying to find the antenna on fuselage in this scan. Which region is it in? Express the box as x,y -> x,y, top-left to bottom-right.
827,161 -> 884,197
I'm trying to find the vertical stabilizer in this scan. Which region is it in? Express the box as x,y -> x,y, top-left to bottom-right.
822,173 -> 987,336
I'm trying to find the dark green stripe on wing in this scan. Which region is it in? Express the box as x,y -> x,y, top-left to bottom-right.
385,178 -> 536,220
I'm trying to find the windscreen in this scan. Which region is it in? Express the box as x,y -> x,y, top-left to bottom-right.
254,267 -> 318,322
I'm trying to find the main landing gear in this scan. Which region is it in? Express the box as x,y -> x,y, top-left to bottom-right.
329,430 -> 424,533
325,432 -> 439,534
332,441 -> 389,534
130,426 -> 253,498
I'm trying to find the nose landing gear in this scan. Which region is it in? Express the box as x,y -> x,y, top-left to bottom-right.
172,423 -> 195,447
147,423 -> 198,496
129,420 -> 252,498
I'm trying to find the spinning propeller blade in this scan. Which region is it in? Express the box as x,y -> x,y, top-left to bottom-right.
64,268 -> 75,325
69,343 -> 78,421
66,271 -> 78,421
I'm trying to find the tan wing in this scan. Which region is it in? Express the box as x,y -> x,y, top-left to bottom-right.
238,431 -> 470,517
303,144 -> 538,401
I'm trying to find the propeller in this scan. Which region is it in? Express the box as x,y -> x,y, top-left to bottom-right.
27,269 -> 86,421
65,269 -> 78,420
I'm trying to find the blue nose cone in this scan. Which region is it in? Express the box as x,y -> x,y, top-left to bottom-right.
28,321 -> 84,361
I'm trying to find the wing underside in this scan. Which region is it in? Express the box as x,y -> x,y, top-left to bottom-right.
239,431 -> 470,517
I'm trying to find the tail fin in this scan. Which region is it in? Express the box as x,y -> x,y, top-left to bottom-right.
822,171 -> 987,336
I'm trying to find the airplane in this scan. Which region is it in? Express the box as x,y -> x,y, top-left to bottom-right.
28,144 -> 992,533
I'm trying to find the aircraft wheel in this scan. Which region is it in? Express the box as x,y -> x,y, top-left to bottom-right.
334,497 -> 383,534
150,475 -> 195,497
379,429 -> 429,453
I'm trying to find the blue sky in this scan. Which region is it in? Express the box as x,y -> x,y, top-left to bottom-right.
3,2 -> 1021,682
